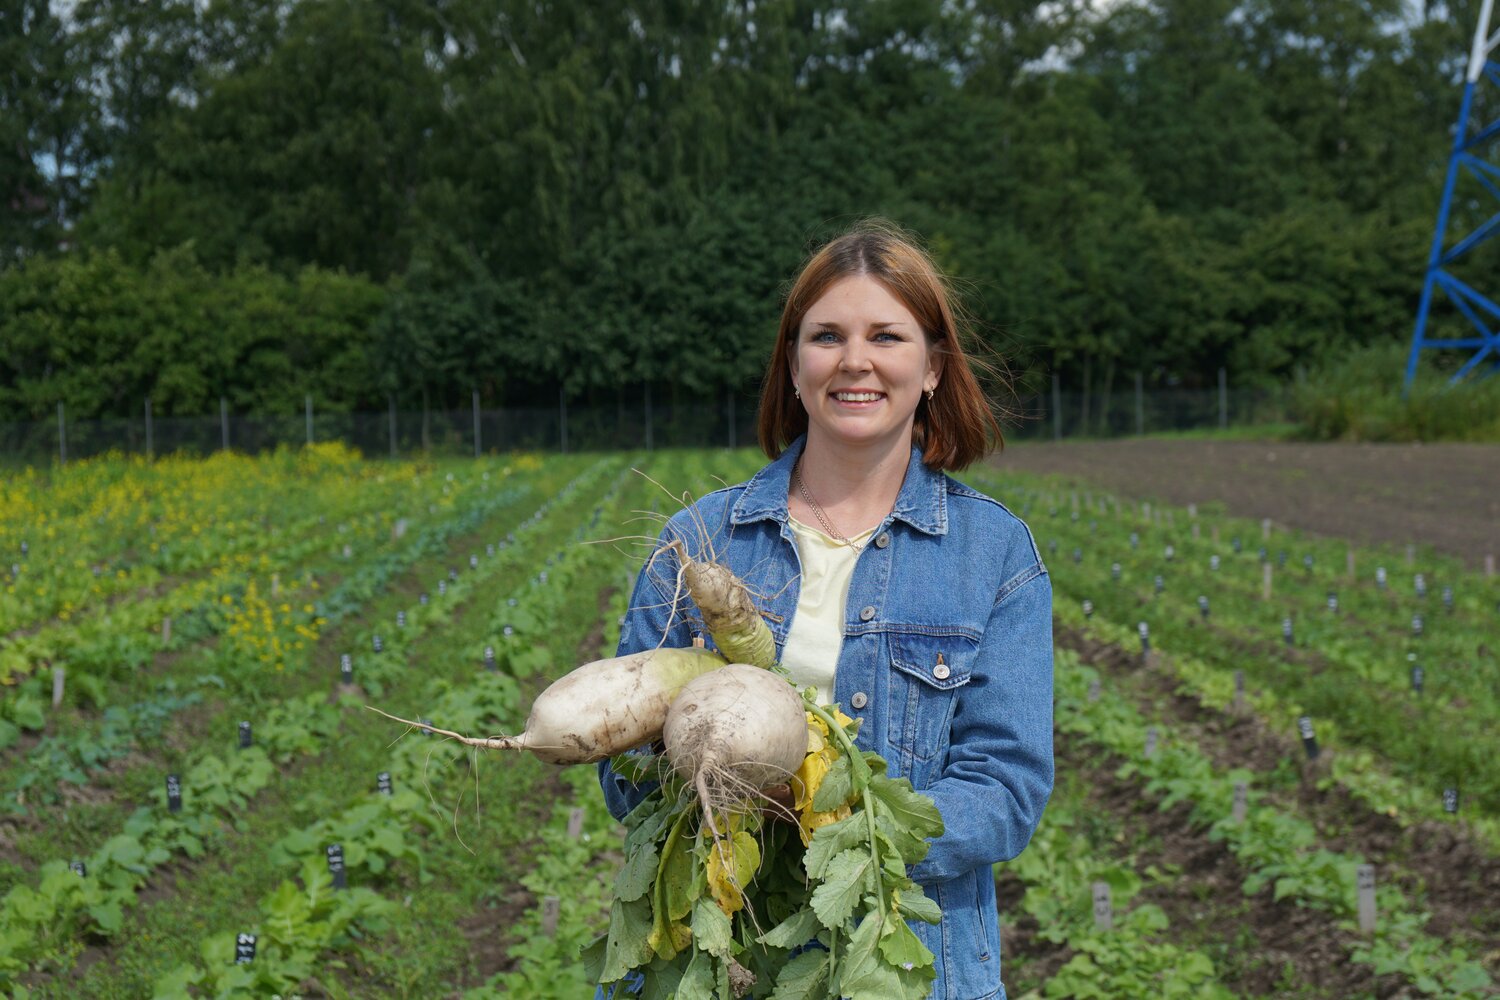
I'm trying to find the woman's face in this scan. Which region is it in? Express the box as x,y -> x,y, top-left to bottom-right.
791,275 -> 940,454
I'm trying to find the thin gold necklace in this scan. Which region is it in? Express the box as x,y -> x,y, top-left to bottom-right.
793,459 -> 861,550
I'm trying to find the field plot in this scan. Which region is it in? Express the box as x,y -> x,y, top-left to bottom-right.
1,447 -> 1496,999
995,439 -> 1500,570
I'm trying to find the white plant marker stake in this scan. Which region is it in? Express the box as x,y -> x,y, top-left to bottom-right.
1092,882 -> 1113,930
542,896 -> 561,937
1356,865 -> 1376,932
52,666 -> 65,708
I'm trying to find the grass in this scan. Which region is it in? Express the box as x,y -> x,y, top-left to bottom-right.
1288,343 -> 1500,443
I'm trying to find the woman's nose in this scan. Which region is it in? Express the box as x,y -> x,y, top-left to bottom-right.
839,341 -> 872,372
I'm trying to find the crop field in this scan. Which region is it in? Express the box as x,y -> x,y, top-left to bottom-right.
1,446 -> 1496,999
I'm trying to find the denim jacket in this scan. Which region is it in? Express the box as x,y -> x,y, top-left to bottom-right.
598,436 -> 1053,1000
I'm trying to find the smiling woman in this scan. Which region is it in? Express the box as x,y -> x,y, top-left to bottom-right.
600,218 -> 1054,999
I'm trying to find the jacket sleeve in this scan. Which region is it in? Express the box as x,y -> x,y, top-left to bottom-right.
907,566 -> 1054,884
597,524 -> 699,823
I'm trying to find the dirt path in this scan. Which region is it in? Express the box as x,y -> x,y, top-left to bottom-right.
991,440 -> 1500,570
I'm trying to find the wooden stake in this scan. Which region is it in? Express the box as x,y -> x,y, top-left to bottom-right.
1262,563 -> 1273,601
162,616 -> 172,646
52,666 -> 65,708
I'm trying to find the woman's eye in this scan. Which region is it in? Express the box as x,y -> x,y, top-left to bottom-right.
811,331 -> 838,343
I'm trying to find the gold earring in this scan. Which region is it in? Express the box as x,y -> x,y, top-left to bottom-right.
794,385 -> 801,400
926,387 -> 935,402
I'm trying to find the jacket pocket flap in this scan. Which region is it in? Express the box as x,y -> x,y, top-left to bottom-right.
889,632 -> 976,691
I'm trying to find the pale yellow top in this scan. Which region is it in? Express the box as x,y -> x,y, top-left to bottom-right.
782,516 -> 875,707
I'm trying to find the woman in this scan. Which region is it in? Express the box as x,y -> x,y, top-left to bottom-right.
599,218 -> 1053,1000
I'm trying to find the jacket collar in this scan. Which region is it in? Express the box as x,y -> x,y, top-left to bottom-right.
730,434 -> 948,536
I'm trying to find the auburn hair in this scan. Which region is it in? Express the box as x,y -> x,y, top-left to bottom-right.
756,218 -> 1004,471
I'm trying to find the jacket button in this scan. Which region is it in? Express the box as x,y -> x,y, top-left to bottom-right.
874,532 -> 890,549
850,691 -> 868,709
859,605 -> 875,621
933,663 -> 951,680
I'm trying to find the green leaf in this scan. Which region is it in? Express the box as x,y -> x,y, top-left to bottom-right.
580,934 -> 607,984
804,813 -> 864,881
86,900 -> 124,935
623,795 -> 673,850
878,918 -> 934,970
868,774 -> 943,841
677,949 -> 715,1000
757,907 -> 824,948
9,693 -> 45,731
809,849 -> 872,929
691,897 -> 733,958
811,754 -> 853,812
660,832 -> 697,921
836,911 -> 902,998
600,896 -> 653,982
893,886 -> 942,925
613,841 -> 658,902
769,948 -> 829,1000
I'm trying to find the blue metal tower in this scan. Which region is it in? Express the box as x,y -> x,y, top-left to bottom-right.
1406,0 -> 1500,389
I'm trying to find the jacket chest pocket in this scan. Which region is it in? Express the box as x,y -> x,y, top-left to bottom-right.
886,632 -> 976,763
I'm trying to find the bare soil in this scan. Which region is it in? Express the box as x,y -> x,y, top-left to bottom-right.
993,440 -> 1500,569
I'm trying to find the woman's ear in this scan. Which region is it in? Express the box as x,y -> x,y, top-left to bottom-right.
926,348 -> 944,390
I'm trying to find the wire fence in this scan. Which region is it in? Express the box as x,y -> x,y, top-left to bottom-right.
0,383 -> 1295,466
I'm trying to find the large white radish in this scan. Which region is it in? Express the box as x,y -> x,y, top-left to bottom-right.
663,663 -> 808,834
369,646 -> 726,764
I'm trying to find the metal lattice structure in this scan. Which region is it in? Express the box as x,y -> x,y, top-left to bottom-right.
1406,0 -> 1500,388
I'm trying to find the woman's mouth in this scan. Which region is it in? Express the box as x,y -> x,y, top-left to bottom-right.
831,390 -> 885,407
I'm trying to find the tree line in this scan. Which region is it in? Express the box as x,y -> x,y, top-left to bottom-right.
1,0 -> 1491,425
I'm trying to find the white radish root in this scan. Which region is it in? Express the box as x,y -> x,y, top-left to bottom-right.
662,663 -> 808,838
368,645 -> 726,764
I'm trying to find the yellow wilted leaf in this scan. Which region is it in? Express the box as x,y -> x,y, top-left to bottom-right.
705,830 -> 761,915
648,918 -> 693,959
804,716 -> 827,755
792,747 -> 832,812
797,800 -> 851,847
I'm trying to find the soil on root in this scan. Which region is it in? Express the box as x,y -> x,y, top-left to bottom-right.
1057,623 -> 1500,964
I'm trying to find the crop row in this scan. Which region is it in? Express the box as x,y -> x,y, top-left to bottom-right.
1050,646 -> 1494,997
0,459 -> 546,823
968,471 -> 1500,824
147,460 -> 645,997
1,458 -> 615,988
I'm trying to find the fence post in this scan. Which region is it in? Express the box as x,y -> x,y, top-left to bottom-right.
1134,373 -> 1144,435
1218,368 -> 1228,430
1052,373 -> 1062,441
472,390 -> 481,458
727,393 -> 736,450
145,397 -> 154,460
305,394 -> 313,445
57,401 -> 66,466
388,395 -> 397,459
559,388 -> 568,454
220,397 -> 229,452
645,384 -> 654,452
